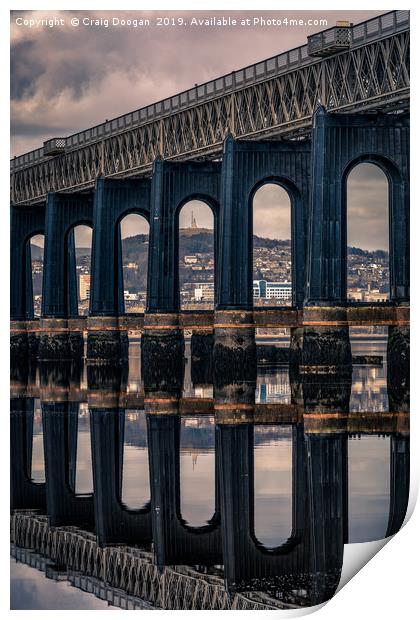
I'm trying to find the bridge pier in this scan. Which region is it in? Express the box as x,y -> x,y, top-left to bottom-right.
11,322 -> 30,359
213,335 -> 256,424
290,324 -> 351,376
142,315 -> 185,393
10,204 -> 45,359
306,106 -> 409,306
87,178 -> 150,361
38,193 -> 92,360
213,311 -> 256,386
86,316 -> 128,361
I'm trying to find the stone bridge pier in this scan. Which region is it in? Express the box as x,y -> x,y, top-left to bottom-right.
87,178 -> 150,361
10,203 -> 45,359
38,193 -> 93,360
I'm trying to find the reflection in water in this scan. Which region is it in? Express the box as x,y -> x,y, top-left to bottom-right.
180,416 -> 215,526
10,332 -> 409,610
350,365 -> 389,412
31,399 -> 45,483
74,403 -> 93,495
10,557 -> 114,610
121,410 -> 150,510
254,426 -> 293,548
348,436 -> 391,543
256,367 -> 291,404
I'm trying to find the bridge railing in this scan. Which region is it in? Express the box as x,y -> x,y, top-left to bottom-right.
10,10 -> 409,175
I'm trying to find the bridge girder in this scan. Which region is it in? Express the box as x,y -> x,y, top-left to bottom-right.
11,20 -> 409,206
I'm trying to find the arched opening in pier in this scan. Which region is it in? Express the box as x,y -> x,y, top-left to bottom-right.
121,410 -> 150,509
120,214 -> 149,313
28,234 -> 44,317
254,425 -> 293,548
180,415 -> 216,527
178,201 -> 215,310
348,435 -> 391,543
74,403 -> 94,495
252,184 -> 292,309
73,225 -> 93,316
346,163 -> 389,304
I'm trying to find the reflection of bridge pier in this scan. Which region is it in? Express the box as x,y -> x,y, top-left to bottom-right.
88,361 -> 152,547
213,347 -> 349,604
216,415 -> 345,605
304,429 -> 347,602
386,327 -> 410,537
301,356 -> 349,601
147,413 -> 222,567
387,324 -> 410,413
42,400 -> 94,528
216,422 -> 306,592
143,337 -> 222,567
10,397 -> 46,511
40,362 -> 94,528
386,433 -> 410,537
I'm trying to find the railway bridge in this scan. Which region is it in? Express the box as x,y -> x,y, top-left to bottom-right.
10,11 -> 410,368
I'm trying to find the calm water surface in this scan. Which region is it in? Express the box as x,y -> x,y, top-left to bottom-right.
11,334 -> 409,610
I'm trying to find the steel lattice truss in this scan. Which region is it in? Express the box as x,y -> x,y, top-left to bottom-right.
11,26 -> 409,205
11,512 -> 295,610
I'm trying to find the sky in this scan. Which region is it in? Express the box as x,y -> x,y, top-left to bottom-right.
11,9 -> 389,249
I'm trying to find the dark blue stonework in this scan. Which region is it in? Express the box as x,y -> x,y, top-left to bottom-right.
10,111 -> 410,355
10,204 -> 45,321
90,407 -> 152,547
306,107 -> 409,305
90,177 -> 150,316
10,397 -> 46,511
147,159 -> 220,313
217,136 -> 310,310
42,401 -> 94,528
42,193 -> 93,318
147,413 -> 222,567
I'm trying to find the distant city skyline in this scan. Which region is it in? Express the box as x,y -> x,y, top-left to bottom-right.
29,168 -> 389,251
13,10 -> 388,250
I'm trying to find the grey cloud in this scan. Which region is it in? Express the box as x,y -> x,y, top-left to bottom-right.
10,10 -> 382,155
11,10 -> 389,251
10,39 -> 45,101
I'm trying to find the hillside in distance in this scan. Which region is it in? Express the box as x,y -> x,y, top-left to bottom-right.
30,231 -> 388,270
30,231 -> 389,262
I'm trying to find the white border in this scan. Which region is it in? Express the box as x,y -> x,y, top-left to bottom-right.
2,2 -> 418,618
